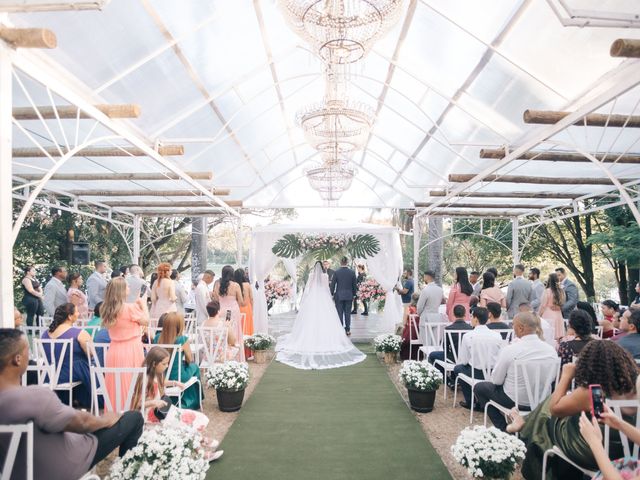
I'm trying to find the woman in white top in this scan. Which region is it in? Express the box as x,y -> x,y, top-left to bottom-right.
150,262 -> 177,318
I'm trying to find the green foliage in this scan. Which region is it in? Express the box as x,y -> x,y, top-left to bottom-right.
346,234 -> 380,259
272,234 -> 303,258
272,233 -> 380,260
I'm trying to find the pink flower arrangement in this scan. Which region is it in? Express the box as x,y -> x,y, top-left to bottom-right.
264,279 -> 292,302
297,233 -> 347,250
357,278 -> 386,303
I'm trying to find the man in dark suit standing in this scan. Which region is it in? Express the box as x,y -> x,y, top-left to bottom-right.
555,267 -> 579,318
323,260 -> 335,284
330,257 -> 357,336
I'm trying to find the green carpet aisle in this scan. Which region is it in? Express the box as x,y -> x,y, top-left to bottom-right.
206,349 -> 452,480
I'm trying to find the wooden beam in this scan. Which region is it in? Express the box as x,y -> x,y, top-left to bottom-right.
480,147 -> 640,163
12,145 -> 184,157
105,200 -> 242,208
429,190 -> 581,199
523,109 -> 640,128
15,171 -> 212,181
448,174 -> 635,185
12,104 -> 141,120
415,202 -> 545,209
417,210 -> 522,218
67,188 -> 230,197
126,210 -> 235,217
611,38 -> 640,58
0,28 -> 56,49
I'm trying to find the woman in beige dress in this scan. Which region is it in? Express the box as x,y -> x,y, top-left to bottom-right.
150,262 -> 177,318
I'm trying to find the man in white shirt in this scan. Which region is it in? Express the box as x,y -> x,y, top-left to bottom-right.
416,270 -> 444,325
452,307 -> 502,409
528,267 -> 545,311
126,265 -> 147,303
86,260 -> 108,311
195,270 -> 215,324
474,311 -> 557,431
172,269 -> 189,314
43,266 -> 68,316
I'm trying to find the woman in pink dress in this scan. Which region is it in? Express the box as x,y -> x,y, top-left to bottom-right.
446,267 -> 473,322
150,263 -> 177,318
102,277 -> 149,409
67,272 -> 89,319
212,265 -> 245,361
478,271 -> 506,309
538,272 -> 566,340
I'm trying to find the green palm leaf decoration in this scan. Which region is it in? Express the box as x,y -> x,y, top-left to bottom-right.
313,244 -> 340,261
346,234 -> 381,258
272,234 -> 303,258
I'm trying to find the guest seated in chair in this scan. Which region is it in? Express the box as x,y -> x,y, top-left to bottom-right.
557,309 -> 594,367
474,312 -> 556,432
485,301 -> 510,333
0,329 -> 143,480
153,312 -> 202,410
506,340 -> 638,480
41,303 -> 93,408
400,293 -> 421,360
202,299 -> 240,361
428,305 -> 472,381
614,310 -> 640,359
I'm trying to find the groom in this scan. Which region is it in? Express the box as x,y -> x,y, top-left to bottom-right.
330,257 -> 358,336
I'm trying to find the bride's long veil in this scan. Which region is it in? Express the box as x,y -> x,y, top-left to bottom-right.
301,262 -> 327,305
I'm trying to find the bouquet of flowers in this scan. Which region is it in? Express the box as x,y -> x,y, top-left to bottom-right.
357,278 -> 386,304
244,333 -> 276,351
109,424 -> 209,480
205,361 -> 250,392
264,279 -> 292,303
398,360 -> 442,391
451,425 -> 526,479
373,334 -> 402,353
297,233 -> 347,250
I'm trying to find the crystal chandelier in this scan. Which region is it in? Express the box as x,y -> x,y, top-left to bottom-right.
306,155 -> 356,201
279,0 -> 404,64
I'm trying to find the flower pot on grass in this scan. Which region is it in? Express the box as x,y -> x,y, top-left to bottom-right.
399,360 -> 442,413
216,388 -> 246,412
206,361 -> 250,412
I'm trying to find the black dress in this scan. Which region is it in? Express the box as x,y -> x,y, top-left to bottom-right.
21,277 -> 44,326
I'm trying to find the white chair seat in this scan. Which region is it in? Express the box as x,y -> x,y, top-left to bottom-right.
542,446 -> 597,479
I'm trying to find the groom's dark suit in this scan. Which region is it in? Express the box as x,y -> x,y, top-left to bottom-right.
330,266 -> 357,333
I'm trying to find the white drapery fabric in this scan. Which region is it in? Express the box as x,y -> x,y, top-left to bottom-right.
281,257 -> 299,310
249,223 -> 403,334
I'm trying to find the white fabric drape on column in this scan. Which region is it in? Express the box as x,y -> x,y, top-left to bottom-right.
249,232 -> 280,334
281,257 -> 299,310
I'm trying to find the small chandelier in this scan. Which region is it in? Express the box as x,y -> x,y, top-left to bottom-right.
306,155 -> 356,201
279,0 -> 404,64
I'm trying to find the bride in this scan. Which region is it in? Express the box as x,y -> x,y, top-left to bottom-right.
276,261 -> 366,370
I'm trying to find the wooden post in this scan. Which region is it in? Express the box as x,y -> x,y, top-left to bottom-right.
448,173 -> 633,185
415,202 -> 545,209
68,188 -> 230,197
12,104 -> 141,120
16,171 -> 212,181
611,39 -> 640,58
191,217 -> 208,281
427,217 -> 443,286
0,28 -> 56,49
428,190 -> 580,199
104,200 -> 242,208
523,110 -> 640,128
12,145 -> 184,157
480,147 -> 640,163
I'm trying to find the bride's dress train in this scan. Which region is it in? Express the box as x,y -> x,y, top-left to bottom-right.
276,264 -> 366,370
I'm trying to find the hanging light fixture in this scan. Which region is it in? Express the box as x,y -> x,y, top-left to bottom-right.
306,154 -> 356,201
279,0 -> 404,64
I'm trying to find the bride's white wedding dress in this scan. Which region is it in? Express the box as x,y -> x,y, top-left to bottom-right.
275,264 -> 366,370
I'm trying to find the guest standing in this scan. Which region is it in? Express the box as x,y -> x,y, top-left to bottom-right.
445,267 -> 473,322
394,269 -> 415,314
172,269 -> 189,315
235,268 -> 254,357
555,267 -> 579,318
529,267 -> 545,311
479,271 -> 506,308
195,270 -> 215,324
213,265 -> 245,360
67,272 -> 89,320
43,265 -> 68,317
416,270 -> 444,325
506,264 -> 533,319
352,264 -> 369,316
150,263 -> 177,318
126,265 -> 147,303
538,273 -> 566,340
102,277 -> 148,409
86,260 -> 108,313
21,265 -> 44,326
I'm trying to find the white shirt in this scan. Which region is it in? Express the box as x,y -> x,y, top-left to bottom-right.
194,280 -> 211,324
539,318 -> 556,347
457,325 -> 502,367
530,279 -> 545,310
490,334 -> 557,405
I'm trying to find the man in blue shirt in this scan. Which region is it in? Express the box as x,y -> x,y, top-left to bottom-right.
616,310 -> 640,359
395,269 -> 415,312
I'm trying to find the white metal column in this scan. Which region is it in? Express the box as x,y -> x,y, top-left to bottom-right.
412,215 -> 421,280
0,43 -> 14,327
132,215 -> 141,265
511,217 -> 520,266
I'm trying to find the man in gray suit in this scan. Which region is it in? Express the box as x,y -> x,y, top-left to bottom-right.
330,257 -> 357,336
43,266 -> 68,316
416,270 -> 444,325
506,264 -> 533,319
86,260 -> 108,311
528,267 -> 545,311
555,267 -> 579,318
126,265 -> 147,303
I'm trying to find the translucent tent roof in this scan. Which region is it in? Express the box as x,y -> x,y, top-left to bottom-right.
5,0 -> 640,220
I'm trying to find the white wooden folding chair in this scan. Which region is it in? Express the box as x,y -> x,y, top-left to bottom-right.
34,338 -> 82,406
86,342 -> 111,368
198,326 -> 229,370
19,325 -> 47,359
90,365 -> 147,415
417,321 -> 448,360
491,328 -> 514,343
484,357 -> 561,427
433,330 -> 468,400
408,314 -> 422,360
453,335 -> 504,423
0,422 -> 33,480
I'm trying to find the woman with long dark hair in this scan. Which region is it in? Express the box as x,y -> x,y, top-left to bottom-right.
445,266 -> 473,322
21,265 -> 44,326
213,266 -> 245,361
599,299 -> 620,339
538,272 -> 566,340
478,271 -> 506,308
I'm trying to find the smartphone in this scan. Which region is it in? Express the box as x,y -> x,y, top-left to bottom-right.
589,384 -> 605,419
225,310 -> 232,322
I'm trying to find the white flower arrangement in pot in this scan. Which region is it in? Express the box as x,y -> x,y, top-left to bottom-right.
206,361 -> 250,412
451,425 -> 526,479
373,334 -> 402,364
244,333 -> 276,364
398,360 -> 442,412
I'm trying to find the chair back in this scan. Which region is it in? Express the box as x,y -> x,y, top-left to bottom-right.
198,325 -> 228,367
514,357 -> 561,409
184,317 -> 197,337
422,321 -> 447,348
90,365 -> 147,414
18,326 -> 47,358
604,399 -> 640,459
37,316 -> 52,329
468,336 -> 503,379
443,330 -> 468,364
408,314 -> 420,341
34,338 -> 74,386
0,422 -> 33,480
86,341 -> 111,369
491,329 -> 514,343
146,343 -> 181,383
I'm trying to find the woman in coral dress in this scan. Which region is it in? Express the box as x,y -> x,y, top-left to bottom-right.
538,272 -> 566,341
150,263 -> 177,318
235,268 -> 254,358
102,277 -> 149,409
445,267 -> 473,322
213,265 -> 245,361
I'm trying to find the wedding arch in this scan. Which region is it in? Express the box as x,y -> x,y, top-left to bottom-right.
249,223 -> 404,334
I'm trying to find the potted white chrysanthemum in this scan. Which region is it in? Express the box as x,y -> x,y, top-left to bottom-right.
398,360 -> 442,412
451,425 -> 526,479
205,361 -> 250,412
244,333 -> 276,364
374,334 -> 402,364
